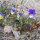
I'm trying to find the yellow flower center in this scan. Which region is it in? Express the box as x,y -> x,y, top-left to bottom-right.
30,14 -> 33,16
0,16 -> 3,19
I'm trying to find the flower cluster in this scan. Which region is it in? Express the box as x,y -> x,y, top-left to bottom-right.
0,1 -> 39,34
1,1 -> 39,40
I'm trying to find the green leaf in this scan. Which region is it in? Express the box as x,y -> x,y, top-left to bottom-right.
14,23 -> 17,27
9,21 -> 12,25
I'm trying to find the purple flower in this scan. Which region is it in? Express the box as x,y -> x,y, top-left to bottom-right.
29,9 -> 35,13
11,9 -> 16,12
28,9 -> 36,18
1,13 -> 5,17
19,12 -> 22,16
28,9 -> 36,16
28,13 -> 36,16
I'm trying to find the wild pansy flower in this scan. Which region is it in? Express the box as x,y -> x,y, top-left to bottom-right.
11,9 -> 16,15
0,13 -> 5,19
28,9 -> 36,18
